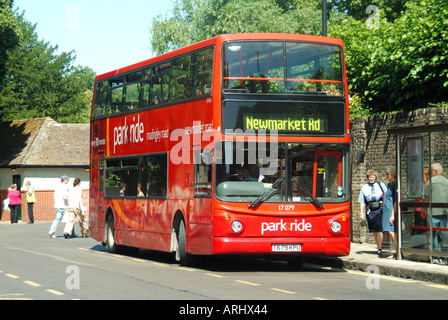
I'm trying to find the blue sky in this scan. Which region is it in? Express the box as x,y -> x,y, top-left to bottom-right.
13,0 -> 174,75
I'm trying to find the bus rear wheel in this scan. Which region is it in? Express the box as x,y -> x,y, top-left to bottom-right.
178,220 -> 194,266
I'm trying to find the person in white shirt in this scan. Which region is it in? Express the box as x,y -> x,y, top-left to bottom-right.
48,175 -> 69,238
63,177 -> 89,238
358,169 -> 387,256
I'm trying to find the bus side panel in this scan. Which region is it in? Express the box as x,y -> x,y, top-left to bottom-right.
190,197 -> 213,255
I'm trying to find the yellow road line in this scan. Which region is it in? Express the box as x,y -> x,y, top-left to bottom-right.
421,283 -> 448,290
46,289 -> 64,296
235,280 -> 260,286
24,281 -> 41,287
271,288 -> 297,295
5,274 -> 19,279
204,273 -> 225,278
152,262 -> 169,267
346,269 -> 448,290
177,267 -> 196,272
0,293 -> 33,300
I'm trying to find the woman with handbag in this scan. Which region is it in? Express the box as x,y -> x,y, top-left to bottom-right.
358,169 -> 387,256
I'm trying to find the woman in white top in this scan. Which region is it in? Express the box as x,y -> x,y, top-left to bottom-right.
63,178 -> 89,238
358,169 -> 387,256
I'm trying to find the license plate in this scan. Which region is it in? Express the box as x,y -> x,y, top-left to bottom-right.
272,244 -> 302,252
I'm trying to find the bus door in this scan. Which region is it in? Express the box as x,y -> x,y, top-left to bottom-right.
313,151 -> 342,198
191,149 -> 213,254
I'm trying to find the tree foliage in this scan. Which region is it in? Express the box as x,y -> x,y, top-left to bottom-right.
0,12 -> 95,123
150,0 -> 448,116
330,0 -> 448,114
329,0 -> 407,22
150,0 -> 322,55
0,0 -> 20,83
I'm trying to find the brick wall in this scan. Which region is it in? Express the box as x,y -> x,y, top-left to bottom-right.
350,106 -> 448,243
1,189 -> 90,223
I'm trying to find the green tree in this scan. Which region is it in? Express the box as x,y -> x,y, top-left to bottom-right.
149,0 -> 323,55
330,0 -> 448,113
150,0 -> 448,116
0,0 -> 20,83
330,0 -> 407,22
0,12 -> 95,123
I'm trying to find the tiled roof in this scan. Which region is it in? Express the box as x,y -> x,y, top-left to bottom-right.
0,117 -> 89,167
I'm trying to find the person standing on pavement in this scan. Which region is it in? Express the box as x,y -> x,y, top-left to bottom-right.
48,175 -> 69,238
25,181 -> 36,224
423,163 -> 448,254
358,169 -> 387,256
382,167 -> 398,259
8,184 -> 21,224
63,177 -> 88,238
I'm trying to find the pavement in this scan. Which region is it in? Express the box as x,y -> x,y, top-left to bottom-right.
307,242 -> 448,286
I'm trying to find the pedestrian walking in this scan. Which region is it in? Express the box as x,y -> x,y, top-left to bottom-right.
63,177 -> 89,238
48,175 -> 69,238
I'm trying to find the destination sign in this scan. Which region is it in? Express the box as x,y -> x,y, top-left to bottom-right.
244,115 -> 327,132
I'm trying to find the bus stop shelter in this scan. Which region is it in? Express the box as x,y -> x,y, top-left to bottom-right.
388,121 -> 448,264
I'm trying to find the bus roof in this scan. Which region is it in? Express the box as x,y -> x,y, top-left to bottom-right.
95,33 -> 344,81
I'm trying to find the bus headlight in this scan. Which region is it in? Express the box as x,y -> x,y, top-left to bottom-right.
330,221 -> 342,233
231,220 -> 243,233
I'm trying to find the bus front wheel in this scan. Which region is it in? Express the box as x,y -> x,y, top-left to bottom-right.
106,215 -> 119,253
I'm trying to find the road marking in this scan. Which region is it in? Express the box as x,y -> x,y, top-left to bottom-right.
421,283 -> 448,290
346,269 -> 448,290
177,267 -> 196,272
235,280 -> 260,286
46,289 -> 64,296
5,274 -> 19,279
204,273 -> 225,278
152,262 -> 169,267
270,288 -> 297,295
132,258 -> 146,262
346,269 -> 421,283
313,297 -> 328,300
0,294 -> 32,300
24,281 -> 42,287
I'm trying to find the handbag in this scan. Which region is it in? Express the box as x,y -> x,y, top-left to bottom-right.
368,201 -> 381,210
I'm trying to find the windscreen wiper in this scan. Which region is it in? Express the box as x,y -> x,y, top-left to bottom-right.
292,180 -> 324,210
249,178 -> 282,209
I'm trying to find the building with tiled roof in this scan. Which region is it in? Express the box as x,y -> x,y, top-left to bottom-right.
0,117 -> 90,222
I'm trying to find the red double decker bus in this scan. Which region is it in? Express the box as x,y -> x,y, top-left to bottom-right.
89,33 -> 350,266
